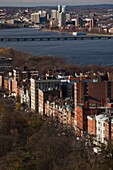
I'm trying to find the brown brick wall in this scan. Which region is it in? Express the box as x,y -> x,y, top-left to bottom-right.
87,117 -> 96,136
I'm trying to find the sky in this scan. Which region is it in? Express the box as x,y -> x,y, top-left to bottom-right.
0,0 -> 113,7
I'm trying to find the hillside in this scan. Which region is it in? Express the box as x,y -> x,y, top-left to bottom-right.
0,48 -> 66,75
1,47 -> 113,76
0,97 -> 112,170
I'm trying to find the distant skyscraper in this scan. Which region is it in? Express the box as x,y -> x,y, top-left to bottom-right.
58,12 -> 66,27
75,16 -> 83,27
66,13 -> 71,21
58,4 -> 61,13
62,5 -> 66,13
31,13 -> 40,23
51,9 -> 57,19
41,11 -> 47,17
89,17 -> 96,29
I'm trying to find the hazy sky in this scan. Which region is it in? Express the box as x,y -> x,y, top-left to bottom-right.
0,0 -> 113,6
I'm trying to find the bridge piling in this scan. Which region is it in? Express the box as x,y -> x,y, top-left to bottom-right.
108,37 -> 111,39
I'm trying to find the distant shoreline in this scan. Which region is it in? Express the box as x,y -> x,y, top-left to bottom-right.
0,27 -> 113,37
40,28 -> 113,37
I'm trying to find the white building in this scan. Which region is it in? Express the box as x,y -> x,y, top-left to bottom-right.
6,19 -> 14,25
41,11 -> 47,17
31,13 -> 40,23
30,78 -> 61,112
62,5 -> 66,13
109,27 -> 113,33
57,4 -> 66,21
58,12 -> 66,28
20,86 -> 29,105
51,10 -> 57,20
58,4 -> 61,13
96,114 -> 108,144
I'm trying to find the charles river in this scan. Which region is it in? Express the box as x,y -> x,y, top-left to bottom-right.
0,27 -> 113,66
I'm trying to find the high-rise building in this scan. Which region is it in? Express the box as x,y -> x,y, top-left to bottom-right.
57,5 -> 66,21
58,12 -> 66,27
66,13 -> 71,21
58,4 -> 61,13
74,81 -> 113,109
30,77 -> 61,112
31,13 -> 40,23
50,19 -> 58,28
89,17 -> 96,29
62,5 -> 66,13
51,9 -> 57,20
75,16 -> 83,27
41,11 -> 47,17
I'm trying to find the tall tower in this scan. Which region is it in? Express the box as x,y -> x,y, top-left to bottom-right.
58,4 -> 61,13
62,5 -> 66,13
58,12 -> 66,27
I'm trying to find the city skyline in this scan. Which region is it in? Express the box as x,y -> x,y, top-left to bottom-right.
0,0 -> 113,6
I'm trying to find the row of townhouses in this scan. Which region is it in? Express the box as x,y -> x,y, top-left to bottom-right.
1,57 -> 113,145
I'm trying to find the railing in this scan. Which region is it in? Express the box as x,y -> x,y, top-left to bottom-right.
0,36 -> 112,42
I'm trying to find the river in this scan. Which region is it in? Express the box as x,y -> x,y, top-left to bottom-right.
0,28 -> 113,66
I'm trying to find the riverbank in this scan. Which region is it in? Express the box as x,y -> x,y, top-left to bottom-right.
1,26 -> 113,37
39,28 -> 113,36
87,33 -> 113,36
1,47 -> 113,75
39,28 -> 72,35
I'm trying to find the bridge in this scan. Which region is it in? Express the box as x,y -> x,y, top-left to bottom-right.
0,36 -> 113,42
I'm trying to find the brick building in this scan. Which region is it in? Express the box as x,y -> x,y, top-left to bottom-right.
105,117 -> 113,142
76,105 -> 101,136
44,100 -> 73,125
74,81 -> 113,108
87,115 -> 96,136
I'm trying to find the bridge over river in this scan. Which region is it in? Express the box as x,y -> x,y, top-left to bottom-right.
0,36 -> 113,42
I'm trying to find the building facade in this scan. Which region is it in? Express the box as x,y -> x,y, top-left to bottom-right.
30,77 -> 61,112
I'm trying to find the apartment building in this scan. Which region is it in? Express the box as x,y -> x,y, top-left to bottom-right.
0,57 -> 12,71
44,100 -> 73,125
105,116 -> 113,142
30,77 -> 61,112
95,114 -> 108,144
76,105 -> 101,136
74,81 -> 113,108
87,115 -> 96,136
87,107 -> 113,144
